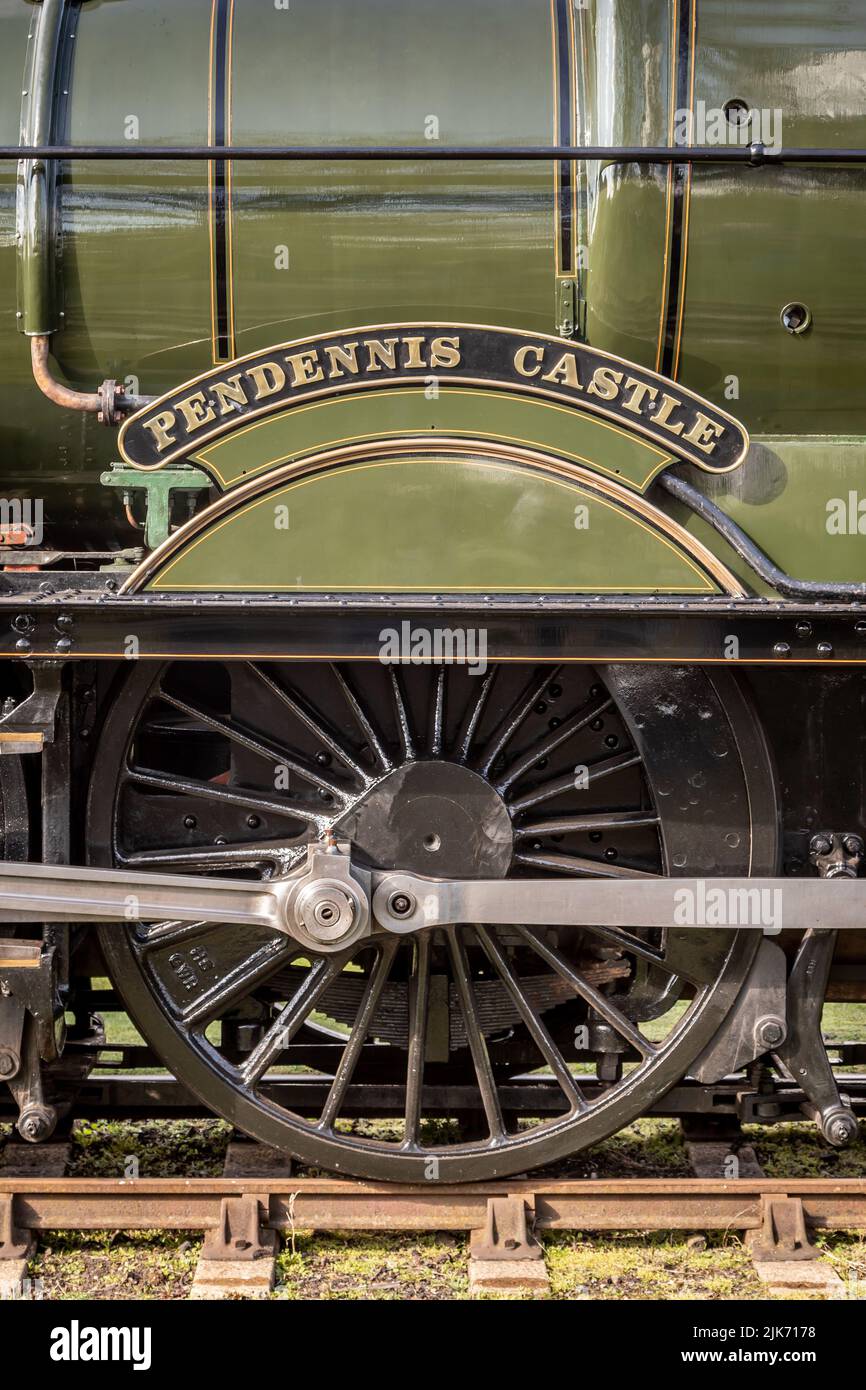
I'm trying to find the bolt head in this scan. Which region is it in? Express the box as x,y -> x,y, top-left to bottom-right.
826,1112 -> 858,1147
388,892 -> 416,919
758,1020 -> 785,1048
0,1051 -> 16,1077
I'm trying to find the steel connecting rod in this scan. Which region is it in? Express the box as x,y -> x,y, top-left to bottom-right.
0,854 -> 864,949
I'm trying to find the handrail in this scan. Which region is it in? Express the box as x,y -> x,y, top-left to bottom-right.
4,142 -> 866,163
17,132 -> 866,420
659,472 -> 866,603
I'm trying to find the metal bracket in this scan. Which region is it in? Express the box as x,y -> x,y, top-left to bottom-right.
747,1195 -> 818,1263
200,1195 -> 277,1263
0,971 -> 28,1082
470,1196 -> 543,1262
774,928 -> 858,1146
692,938 -> 787,1084
0,1195 -> 31,1261
556,277 -> 576,338
100,465 -> 211,551
771,836 -> 863,1148
0,660 -> 63,754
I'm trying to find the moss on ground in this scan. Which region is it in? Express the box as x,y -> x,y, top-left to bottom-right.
2,1112 -> 865,1299
2,997 -> 865,1298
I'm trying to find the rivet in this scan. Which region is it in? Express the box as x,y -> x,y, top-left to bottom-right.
773,642 -> 791,658
817,641 -> 833,657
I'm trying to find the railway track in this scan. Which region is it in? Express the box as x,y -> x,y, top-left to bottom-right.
2,1159 -> 865,1298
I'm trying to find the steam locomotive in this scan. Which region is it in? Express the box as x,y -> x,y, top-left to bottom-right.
1,0 -> 865,1181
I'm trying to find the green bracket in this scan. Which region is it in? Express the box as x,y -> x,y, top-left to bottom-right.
101,465 -> 211,552
556,278 -> 576,339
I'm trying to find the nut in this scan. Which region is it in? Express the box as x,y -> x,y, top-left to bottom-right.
756,1018 -> 785,1049
0,1048 -> 18,1078
388,892 -> 416,919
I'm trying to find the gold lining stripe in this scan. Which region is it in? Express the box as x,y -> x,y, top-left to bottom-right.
193,386 -> 673,491
122,437 -> 744,598
655,0 -> 679,373
672,0 -> 698,381
207,0 -> 236,363
550,0 -> 578,280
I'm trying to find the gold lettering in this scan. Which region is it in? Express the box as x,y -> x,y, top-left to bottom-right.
176,392 -> 216,432
621,377 -> 658,415
514,345 -> 544,378
683,412 -> 725,454
285,349 -> 325,389
430,335 -> 462,369
649,391 -> 686,436
324,343 -> 360,378
363,338 -> 401,372
211,373 -> 249,416
586,366 -> 624,400
402,335 -> 428,370
247,362 -> 286,400
142,410 -> 177,454
541,351 -> 582,390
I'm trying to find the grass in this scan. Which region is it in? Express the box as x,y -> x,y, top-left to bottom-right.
2,1002 -> 864,1299
2,1111 -> 865,1300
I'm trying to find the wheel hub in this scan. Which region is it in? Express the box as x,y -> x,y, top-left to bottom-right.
335,759 -> 514,877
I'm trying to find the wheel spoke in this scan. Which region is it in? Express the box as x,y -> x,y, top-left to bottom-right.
136,919 -> 215,955
182,936 -> 290,1028
563,923 -> 726,988
514,810 -> 659,838
156,690 -> 347,801
389,668 -> 416,762
403,933 -> 432,1147
135,920 -> 290,1027
332,665 -> 393,772
117,841 -> 309,874
475,925 -> 586,1112
241,951 -> 352,1086
507,751 -> 641,814
124,765 -> 327,829
247,664 -> 372,785
317,939 -> 399,1129
515,927 -> 656,1058
429,667 -> 446,757
515,849 -> 659,879
475,666 -> 561,777
496,697 -> 613,794
454,668 -> 497,764
445,927 -> 505,1141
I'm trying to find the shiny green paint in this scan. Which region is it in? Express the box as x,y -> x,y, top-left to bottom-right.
580,0 -> 866,436
676,437 -> 866,597
145,454 -> 720,595
0,0 -> 861,587
189,386 -> 674,493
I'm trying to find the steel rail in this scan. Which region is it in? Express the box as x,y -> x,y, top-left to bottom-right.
3,143 -> 866,164
2,1175 -> 866,1235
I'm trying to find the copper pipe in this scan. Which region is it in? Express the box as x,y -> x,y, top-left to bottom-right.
30,334 -> 101,413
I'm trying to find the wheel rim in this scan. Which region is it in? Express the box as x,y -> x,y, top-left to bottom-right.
89,660 -> 776,1181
